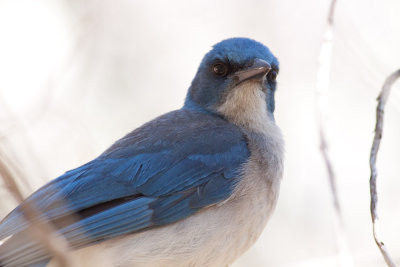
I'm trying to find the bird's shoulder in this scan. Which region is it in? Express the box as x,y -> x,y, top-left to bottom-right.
101,109 -> 248,158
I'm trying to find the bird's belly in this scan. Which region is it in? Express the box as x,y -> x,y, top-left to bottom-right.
49,158 -> 281,267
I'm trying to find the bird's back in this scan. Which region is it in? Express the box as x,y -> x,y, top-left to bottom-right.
0,109 -> 251,267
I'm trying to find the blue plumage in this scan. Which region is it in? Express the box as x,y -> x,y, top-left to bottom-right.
0,37 -> 282,267
0,110 -> 250,265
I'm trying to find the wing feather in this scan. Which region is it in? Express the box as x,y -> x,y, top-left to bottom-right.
0,110 -> 249,267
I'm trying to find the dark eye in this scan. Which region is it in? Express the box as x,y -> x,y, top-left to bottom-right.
267,70 -> 278,82
212,62 -> 229,77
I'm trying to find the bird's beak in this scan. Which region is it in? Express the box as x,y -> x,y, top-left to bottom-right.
234,58 -> 271,85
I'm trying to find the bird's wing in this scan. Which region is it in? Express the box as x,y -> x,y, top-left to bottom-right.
0,109 -> 249,266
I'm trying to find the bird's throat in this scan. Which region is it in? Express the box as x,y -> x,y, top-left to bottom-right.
217,82 -> 272,133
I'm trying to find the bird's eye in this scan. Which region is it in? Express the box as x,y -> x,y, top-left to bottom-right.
212,63 -> 229,77
267,70 -> 278,82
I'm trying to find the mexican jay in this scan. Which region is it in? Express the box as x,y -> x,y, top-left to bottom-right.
0,37 -> 284,267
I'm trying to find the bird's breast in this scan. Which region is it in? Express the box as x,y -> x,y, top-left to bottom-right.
224,120 -> 285,259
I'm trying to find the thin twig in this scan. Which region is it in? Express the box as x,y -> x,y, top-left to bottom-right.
0,151 -> 71,267
369,69 -> 400,267
316,1 -> 353,266
327,0 -> 337,24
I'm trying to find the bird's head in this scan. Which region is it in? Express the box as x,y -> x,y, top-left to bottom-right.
184,38 -> 279,129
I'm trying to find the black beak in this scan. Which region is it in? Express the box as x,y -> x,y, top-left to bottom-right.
234,58 -> 271,85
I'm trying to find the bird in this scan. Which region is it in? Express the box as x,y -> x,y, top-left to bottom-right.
0,37 -> 284,267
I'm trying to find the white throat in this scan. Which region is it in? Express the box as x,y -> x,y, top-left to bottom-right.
217,82 -> 273,133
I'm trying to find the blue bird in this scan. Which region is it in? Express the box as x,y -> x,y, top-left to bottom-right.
0,37 -> 283,267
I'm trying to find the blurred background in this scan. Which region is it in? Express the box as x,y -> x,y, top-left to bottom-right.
0,0 -> 399,266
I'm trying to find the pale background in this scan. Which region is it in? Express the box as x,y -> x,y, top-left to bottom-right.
0,0 -> 399,266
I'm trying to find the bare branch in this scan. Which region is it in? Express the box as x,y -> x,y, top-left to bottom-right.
0,151 -> 71,267
327,0 -> 338,24
369,69 -> 400,267
316,1 -> 353,266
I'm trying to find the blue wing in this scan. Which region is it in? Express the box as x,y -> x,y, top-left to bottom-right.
0,109 -> 249,266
